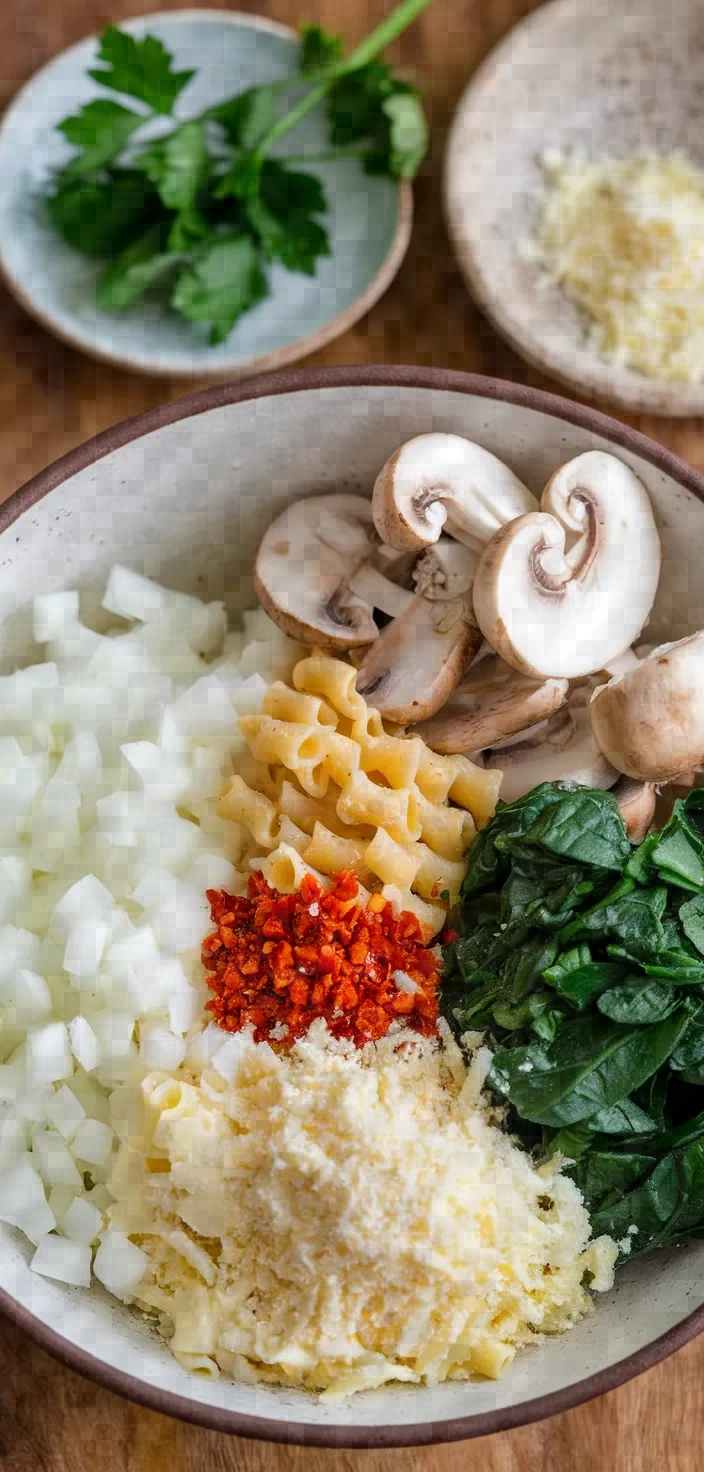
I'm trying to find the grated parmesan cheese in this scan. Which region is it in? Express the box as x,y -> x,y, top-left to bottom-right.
108,1020 -> 616,1397
532,149 -> 704,382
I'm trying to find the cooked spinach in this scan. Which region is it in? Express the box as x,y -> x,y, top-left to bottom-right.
441,781 -> 704,1261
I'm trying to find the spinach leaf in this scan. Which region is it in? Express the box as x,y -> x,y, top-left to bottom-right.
572,1151 -> 656,1211
651,801 -> 704,892
591,1139 -> 704,1258
547,1122 -> 595,1161
544,949 -> 628,1010
587,1097 -> 656,1134
669,1007 -> 704,1071
560,879 -> 666,953
680,895 -> 704,956
597,980 -> 677,1025
489,1007 -> 691,1126
523,787 -> 631,870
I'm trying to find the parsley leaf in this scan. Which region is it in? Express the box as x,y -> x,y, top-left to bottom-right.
299,25 -> 343,73
328,64 -> 428,178
58,99 -> 143,175
379,90 -> 429,178
96,225 -> 181,309
47,169 -> 163,258
210,87 -> 278,149
171,235 -> 267,343
88,24 -> 195,115
134,120 -> 208,212
245,162 -> 330,275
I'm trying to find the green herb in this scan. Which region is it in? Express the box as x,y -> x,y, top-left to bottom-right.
46,5 -> 432,343
441,781 -> 704,1261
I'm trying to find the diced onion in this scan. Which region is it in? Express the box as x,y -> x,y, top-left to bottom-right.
31,1234 -> 91,1287
93,1231 -> 149,1300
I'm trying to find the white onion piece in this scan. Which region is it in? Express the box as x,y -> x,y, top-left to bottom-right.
6,969 -> 52,1026
139,1025 -> 186,1072
68,1017 -> 101,1074
32,1128 -> 83,1189
51,876 -> 115,938
26,1023 -> 73,1088
93,1231 -> 149,1300
46,1084 -> 85,1141
0,1155 -> 55,1242
71,1118 -> 114,1166
62,1196 -> 103,1245
31,1234 -> 91,1287
63,920 -> 110,984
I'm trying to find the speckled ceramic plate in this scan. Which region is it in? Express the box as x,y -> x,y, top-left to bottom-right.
0,10 -> 411,379
444,0 -> 704,416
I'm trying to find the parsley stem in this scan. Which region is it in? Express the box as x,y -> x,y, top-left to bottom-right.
254,0 -> 435,156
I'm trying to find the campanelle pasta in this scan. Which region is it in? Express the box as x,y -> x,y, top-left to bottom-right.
219,654 -> 501,937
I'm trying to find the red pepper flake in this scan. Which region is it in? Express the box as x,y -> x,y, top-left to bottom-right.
201,870 -> 440,1048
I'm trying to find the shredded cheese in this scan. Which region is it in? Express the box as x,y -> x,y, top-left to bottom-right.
532,149 -> 704,382
108,1021 -> 616,1396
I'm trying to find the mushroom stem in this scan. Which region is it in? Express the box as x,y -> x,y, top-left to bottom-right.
612,776 -> 656,844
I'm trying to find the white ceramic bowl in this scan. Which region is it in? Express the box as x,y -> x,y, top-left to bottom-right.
0,11 -> 410,379
444,0 -> 704,416
2,366 -> 704,1447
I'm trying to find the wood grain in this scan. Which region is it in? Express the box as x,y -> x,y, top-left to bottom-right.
0,0 -> 702,1466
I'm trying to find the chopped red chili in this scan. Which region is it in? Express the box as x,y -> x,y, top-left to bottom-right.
201,869 -> 440,1048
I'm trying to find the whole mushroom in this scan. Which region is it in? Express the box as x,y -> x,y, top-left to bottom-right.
472,452 -> 661,679
590,630 -> 704,783
372,433 -> 537,552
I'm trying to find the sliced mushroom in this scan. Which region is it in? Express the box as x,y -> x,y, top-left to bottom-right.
415,653 -> 568,754
412,536 -> 480,601
355,595 -> 482,725
255,494 -> 379,650
472,452 -> 661,680
347,563 -> 415,620
484,696 -> 618,803
590,630 -> 704,782
372,433 -> 537,553
612,776 -> 656,844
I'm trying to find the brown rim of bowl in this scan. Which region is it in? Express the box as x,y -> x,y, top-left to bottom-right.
0,10 -> 413,382
2,364 -> 704,1448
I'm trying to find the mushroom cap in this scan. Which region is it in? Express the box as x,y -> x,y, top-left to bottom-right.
590,630 -> 704,782
372,433 -> 537,553
472,452 -> 661,679
254,494 -> 379,650
415,654 -> 568,753
485,702 -> 618,803
354,594 -> 482,725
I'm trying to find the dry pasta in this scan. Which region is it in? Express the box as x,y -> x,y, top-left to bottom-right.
218,655 -> 501,938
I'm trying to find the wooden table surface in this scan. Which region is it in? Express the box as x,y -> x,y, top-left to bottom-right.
1,0 -> 703,1467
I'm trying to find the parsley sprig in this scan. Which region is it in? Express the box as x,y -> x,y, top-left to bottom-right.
46,2 -> 432,344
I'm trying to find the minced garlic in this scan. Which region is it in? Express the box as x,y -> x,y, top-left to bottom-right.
108,1020 -> 616,1397
532,149 -> 704,382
